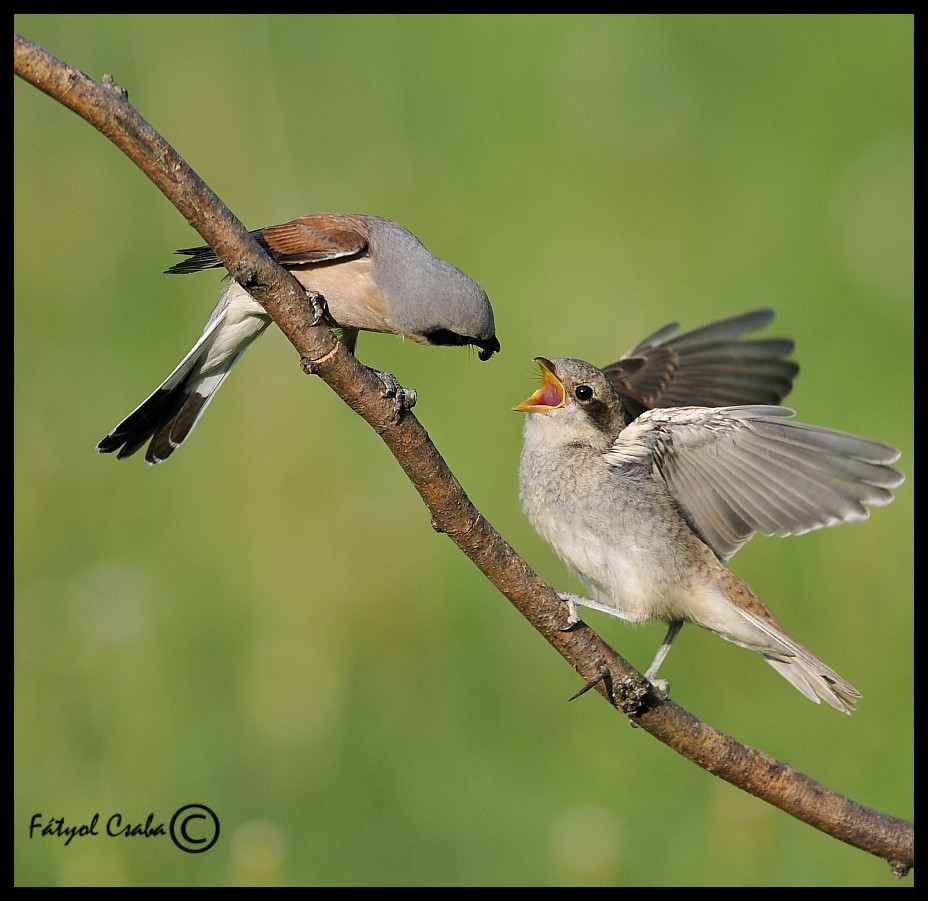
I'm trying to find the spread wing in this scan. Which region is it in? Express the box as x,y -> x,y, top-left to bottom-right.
606,405 -> 904,561
601,310 -> 799,418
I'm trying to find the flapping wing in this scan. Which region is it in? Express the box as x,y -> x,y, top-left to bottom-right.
606,405 -> 904,561
602,310 -> 799,417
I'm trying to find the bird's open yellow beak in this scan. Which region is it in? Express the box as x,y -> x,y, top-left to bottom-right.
513,358 -> 566,412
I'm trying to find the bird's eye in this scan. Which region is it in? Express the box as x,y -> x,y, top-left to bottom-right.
575,385 -> 593,401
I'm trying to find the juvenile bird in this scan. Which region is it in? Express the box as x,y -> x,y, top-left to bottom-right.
514,330 -> 902,712
97,213 -> 499,464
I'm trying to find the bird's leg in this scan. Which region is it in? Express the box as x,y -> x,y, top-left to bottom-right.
335,326 -> 359,353
643,620 -> 684,698
331,326 -> 417,420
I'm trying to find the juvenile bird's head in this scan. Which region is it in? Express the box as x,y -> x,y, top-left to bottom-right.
514,357 -> 631,450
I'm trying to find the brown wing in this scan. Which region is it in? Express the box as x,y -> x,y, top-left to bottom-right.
165,212 -> 371,274
602,309 -> 798,418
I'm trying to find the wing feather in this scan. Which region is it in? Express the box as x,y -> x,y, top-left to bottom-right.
608,405 -> 904,561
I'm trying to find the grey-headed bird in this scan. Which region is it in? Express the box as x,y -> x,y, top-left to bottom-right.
98,213 -> 499,464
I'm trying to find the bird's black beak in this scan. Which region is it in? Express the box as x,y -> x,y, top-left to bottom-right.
478,337 -> 501,361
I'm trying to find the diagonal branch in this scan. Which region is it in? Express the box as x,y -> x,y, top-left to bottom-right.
14,32 -> 913,877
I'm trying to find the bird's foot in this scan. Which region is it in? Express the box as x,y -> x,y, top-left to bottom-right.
370,368 -> 418,421
557,593 -> 586,631
645,677 -> 670,700
304,291 -> 329,326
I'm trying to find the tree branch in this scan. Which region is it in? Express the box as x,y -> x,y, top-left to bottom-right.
14,32 -> 913,878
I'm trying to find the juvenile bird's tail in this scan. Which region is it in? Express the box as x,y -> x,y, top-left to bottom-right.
711,573 -> 862,714
763,647 -> 861,714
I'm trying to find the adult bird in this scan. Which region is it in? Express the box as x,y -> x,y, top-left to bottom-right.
97,213 -> 499,464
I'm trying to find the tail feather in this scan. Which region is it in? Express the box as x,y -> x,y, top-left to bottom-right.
763,651 -> 861,714
97,354 -> 242,464
738,596 -> 861,713
705,571 -> 861,713
97,380 -> 193,460
97,302 -> 236,464
143,362 -> 241,464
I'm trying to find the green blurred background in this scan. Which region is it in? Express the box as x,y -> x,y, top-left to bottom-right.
14,15 -> 912,887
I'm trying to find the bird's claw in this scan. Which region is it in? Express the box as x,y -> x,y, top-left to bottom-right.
370,368 -> 417,421
646,677 -> 670,700
557,593 -> 583,631
304,291 -> 329,326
